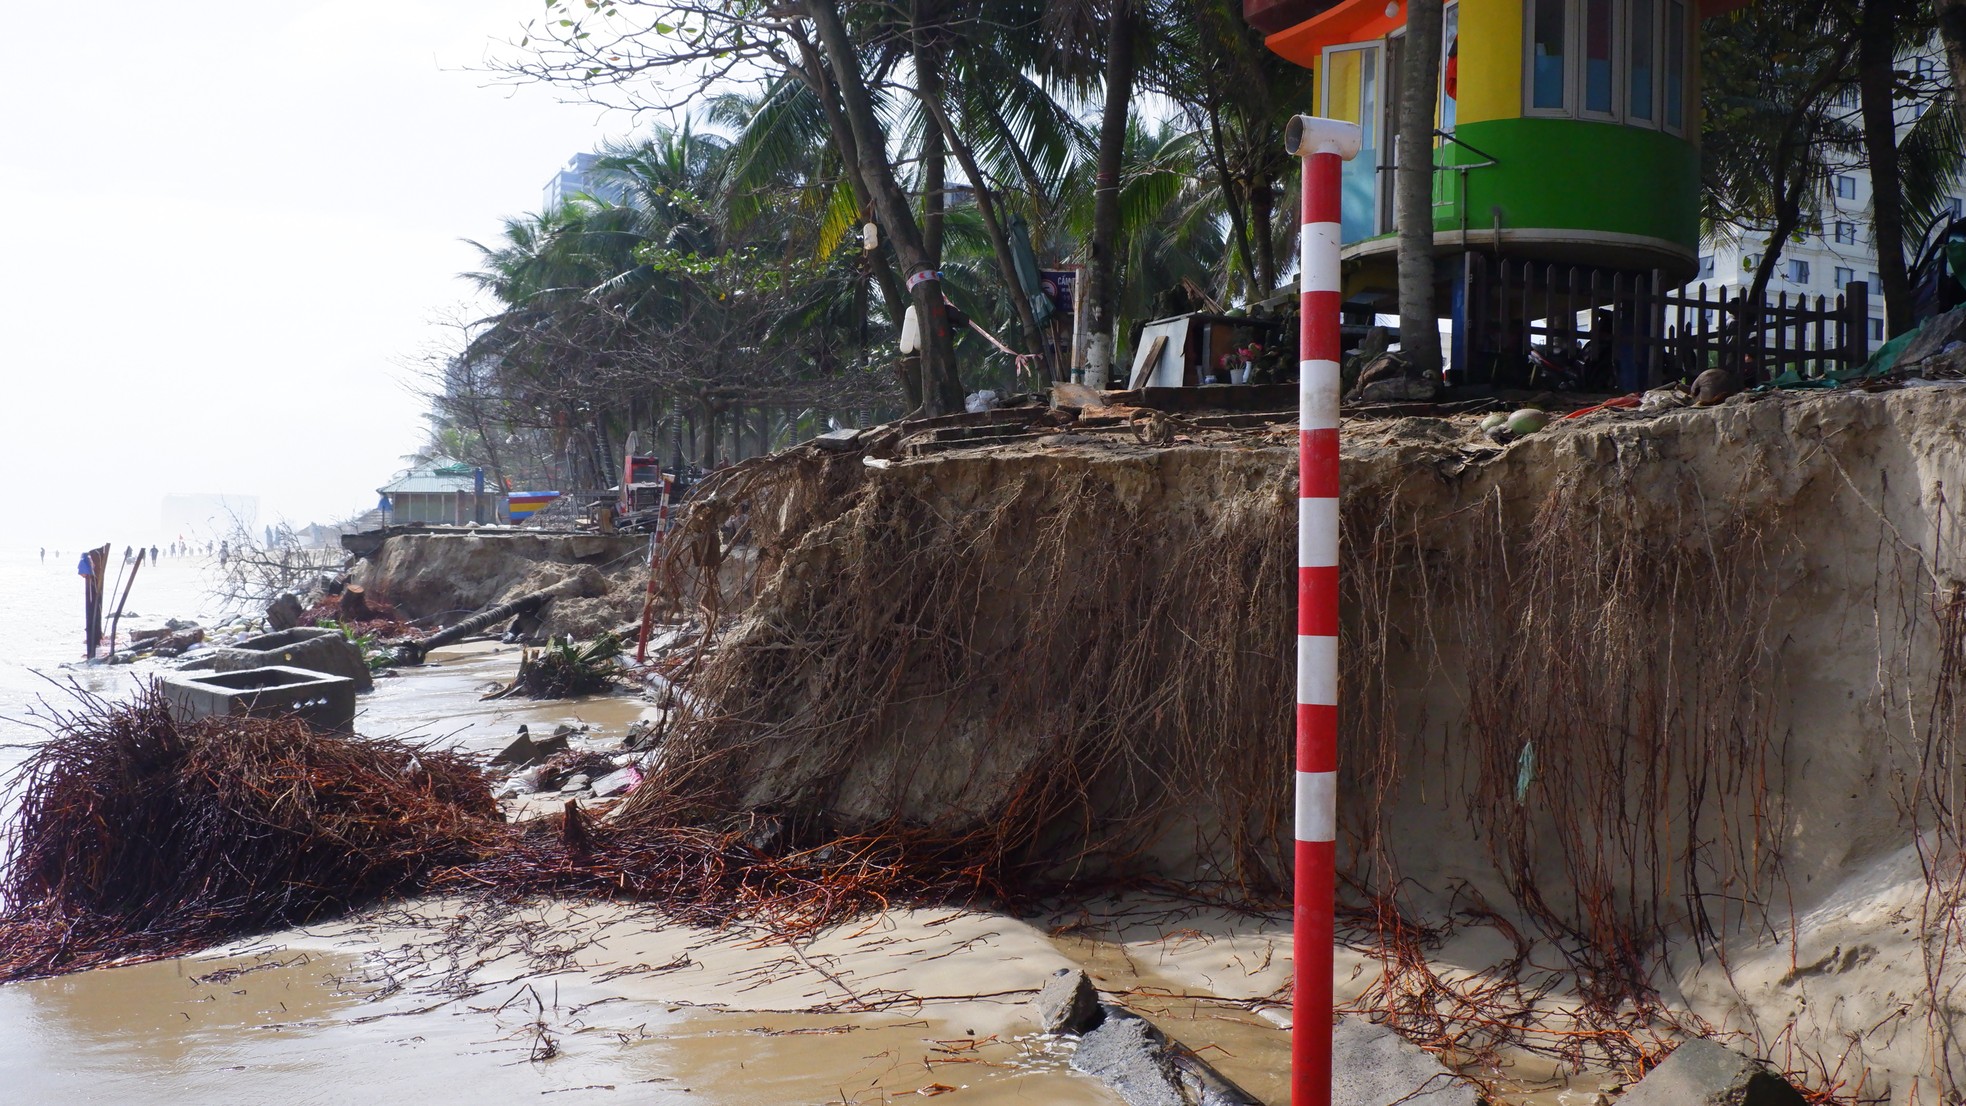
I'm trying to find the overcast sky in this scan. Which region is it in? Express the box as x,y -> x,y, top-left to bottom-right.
0,1 -> 642,550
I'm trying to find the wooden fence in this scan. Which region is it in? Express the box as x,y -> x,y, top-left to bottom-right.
1464,255 -> 1872,389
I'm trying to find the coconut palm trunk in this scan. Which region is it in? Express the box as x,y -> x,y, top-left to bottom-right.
1395,0 -> 1444,373
1084,0 -> 1136,387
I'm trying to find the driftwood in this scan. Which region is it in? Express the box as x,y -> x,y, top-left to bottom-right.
395,578 -> 583,663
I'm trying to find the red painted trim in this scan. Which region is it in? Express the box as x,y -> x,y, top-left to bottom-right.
1298,566 -> 1340,636
1299,431 -> 1340,497
1266,0 -> 1405,69
1297,704 -> 1339,770
1293,838 -> 1336,1101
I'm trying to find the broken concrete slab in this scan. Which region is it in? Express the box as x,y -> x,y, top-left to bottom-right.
266,593 -> 306,631
1068,1005 -> 1261,1106
181,626 -> 374,692
1331,1017 -> 1478,1106
811,427 -> 865,452
1034,967 -> 1104,1035
1617,1039 -> 1807,1106
592,766 -> 640,797
1071,1009 -> 1184,1106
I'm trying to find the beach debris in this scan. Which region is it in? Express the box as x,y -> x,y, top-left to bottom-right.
591,766 -> 641,798
1692,368 -> 1742,406
487,633 -> 625,701
396,575 -> 599,664
1069,1006 -> 1261,1106
179,626 -> 375,693
621,718 -> 662,751
127,623 -> 205,657
1347,352 -> 1437,404
1330,1017 -> 1477,1106
1034,967 -> 1104,1035
491,724 -> 570,768
0,687 -> 492,981
161,666 -> 358,734
1069,1009 -> 1184,1106
266,592 -> 305,631
560,773 -> 592,794
1616,1039 -> 1806,1106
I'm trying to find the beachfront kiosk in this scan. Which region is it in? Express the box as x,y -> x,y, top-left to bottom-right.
1245,0 -> 1751,380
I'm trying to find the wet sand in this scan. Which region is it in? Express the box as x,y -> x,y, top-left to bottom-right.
0,637 -> 1628,1104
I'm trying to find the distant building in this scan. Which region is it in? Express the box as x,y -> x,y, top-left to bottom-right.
1692,50 -> 1962,344
542,152 -> 631,211
377,459 -> 501,526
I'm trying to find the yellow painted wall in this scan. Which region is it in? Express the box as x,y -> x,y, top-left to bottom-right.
1456,0 -> 1522,125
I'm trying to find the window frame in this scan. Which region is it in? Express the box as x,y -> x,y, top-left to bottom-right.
1521,0 -> 1690,134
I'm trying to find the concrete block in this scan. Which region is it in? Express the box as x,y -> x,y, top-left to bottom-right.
1618,1039 -> 1807,1106
161,665 -> 356,733
1034,968 -> 1104,1035
1070,1010 -> 1184,1106
266,593 -> 305,631
184,626 -> 373,692
592,766 -> 641,797
1332,1017 -> 1477,1106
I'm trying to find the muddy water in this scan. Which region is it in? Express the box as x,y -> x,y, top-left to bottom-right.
0,621 -> 1120,1105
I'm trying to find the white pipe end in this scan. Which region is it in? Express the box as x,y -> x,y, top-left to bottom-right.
1285,115 -> 1363,161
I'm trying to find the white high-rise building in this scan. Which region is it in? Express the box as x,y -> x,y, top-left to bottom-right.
542,152 -> 631,211
1693,56 -> 1962,345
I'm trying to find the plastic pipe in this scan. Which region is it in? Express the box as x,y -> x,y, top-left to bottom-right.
1285,113 -> 1360,1106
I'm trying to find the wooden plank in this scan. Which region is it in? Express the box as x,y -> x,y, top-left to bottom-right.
1128,334 -> 1169,390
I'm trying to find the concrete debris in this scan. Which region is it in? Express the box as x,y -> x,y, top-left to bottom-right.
812,427 -> 865,452
560,773 -> 591,794
622,718 -> 662,751
1616,1039 -> 1807,1106
265,593 -> 306,632
1068,1005 -> 1261,1106
1330,1017 -> 1478,1106
591,766 -> 640,797
1070,1009 -> 1185,1106
1033,967 -> 1104,1035
180,627 -> 374,693
490,725 -> 569,768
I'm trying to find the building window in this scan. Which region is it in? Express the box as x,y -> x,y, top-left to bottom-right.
1786,259 -> 1810,284
1950,197 -> 1964,220
1834,221 -> 1857,244
1871,317 -> 1885,340
1916,57 -> 1938,84
1699,254 -> 1716,279
1868,271 -> 1881,288
1629,0 -> 1655,122
1664,0 -> 1686,129
1835,175 -> 1858,201
1532,0 -> 1569,110
1835,266 -> 1855,286
1524,0 -> 1689,130
1584,0 -> 1615,113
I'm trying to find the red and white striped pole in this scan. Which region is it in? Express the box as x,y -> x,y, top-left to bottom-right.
1286,113 -> 1360,1106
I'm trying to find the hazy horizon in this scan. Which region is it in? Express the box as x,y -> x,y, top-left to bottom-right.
1,1 -> 650,551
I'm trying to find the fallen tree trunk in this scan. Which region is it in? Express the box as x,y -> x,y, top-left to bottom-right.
397,583 -> 569,663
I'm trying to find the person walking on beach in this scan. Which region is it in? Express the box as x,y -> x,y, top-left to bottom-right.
219,540 -> 229,567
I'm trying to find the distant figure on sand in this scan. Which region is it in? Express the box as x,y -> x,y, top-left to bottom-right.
219,540 -> 229,567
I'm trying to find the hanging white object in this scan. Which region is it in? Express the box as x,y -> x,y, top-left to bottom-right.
862,222 -> 879,250
899,304 -> 922,354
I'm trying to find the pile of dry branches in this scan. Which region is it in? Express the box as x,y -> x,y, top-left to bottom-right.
0,688 -> 494,979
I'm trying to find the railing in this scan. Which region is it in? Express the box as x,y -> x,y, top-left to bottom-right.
1465,255 -> 1871,389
